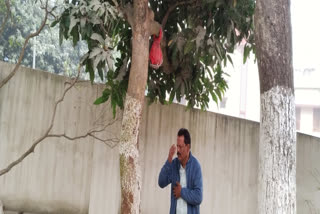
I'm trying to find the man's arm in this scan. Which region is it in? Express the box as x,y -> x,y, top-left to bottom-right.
158,144 -> 176,188
180,162 -> 203,205
158,160 -> 173,188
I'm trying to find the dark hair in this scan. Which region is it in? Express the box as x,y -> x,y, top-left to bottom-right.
178,128 -> 191,146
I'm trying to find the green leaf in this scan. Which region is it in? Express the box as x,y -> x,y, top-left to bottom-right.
227,54 -> 233,66
184,40 -> 195,55
97,65 -> 104,81
210,91 -> 218,104
59,24 -> 64,45
68,16 -> 79,35
243,45 -> 251,64
216,89 -> 222,100
111,95 -> 117,117
89,71 -> 94,83
176,86 -> 181,102
169,90 -> 175,104
94,88 -> 110,105
86,24 -> 93,38
94,95 -> 108,105
215,43 -> 223,59
91,33 -> 105,44
71,26 -> 79,46
62,15 -> 70,39
51,19 -> 60,28
80,53 -> 89,65
118,91 -> 124,108
86,60 -> 95,83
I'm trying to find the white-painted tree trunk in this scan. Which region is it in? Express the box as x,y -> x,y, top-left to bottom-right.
119,95 -> 142,214
0,200 -> 4,214
118,0 -> 150,212
254,0 -> 296,212
258,86 -> 296,214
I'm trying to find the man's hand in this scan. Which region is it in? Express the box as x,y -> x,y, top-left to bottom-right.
173,181 -> 182,199
168,144 -> 176,163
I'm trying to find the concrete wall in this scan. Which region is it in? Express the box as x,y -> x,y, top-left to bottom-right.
0,62 -> 320,214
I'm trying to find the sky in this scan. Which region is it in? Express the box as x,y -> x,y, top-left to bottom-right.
291,0 -> 320,70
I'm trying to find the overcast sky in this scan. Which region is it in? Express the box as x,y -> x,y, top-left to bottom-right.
291,0 -> 320,70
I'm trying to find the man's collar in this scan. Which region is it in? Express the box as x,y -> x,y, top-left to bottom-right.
187,151 -> 193,165
177,151 -> 193,168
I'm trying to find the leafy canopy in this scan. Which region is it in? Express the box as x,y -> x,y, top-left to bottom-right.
0,0 -> 87,75
54,0 -> 255,115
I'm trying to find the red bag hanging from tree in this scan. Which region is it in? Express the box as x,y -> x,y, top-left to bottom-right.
149,28 -> 163,69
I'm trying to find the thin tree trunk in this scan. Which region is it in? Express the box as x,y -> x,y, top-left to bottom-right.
254,0 -> 296,213
119,0 -> 149,213
0,200 -> 3,214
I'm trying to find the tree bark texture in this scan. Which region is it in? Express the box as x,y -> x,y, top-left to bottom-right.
255,0 -> 296,213
259,87 -> 296,214
119,0 -> 150,213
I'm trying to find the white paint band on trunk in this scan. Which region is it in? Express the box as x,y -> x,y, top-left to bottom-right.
259,86 -> 296,214
0,200 -> 3,214
119,94 -> 142,159
119,94 -> 142,214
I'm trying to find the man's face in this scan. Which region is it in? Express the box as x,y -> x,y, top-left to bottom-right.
177,135 -> 190,162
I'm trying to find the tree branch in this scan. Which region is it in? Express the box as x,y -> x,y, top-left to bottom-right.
0,0 -> 11,37
48,133 -> 120,148
149,20 -> 162,36
48,10 -> 57,19
160,38 -> 174,74
0,66 -> 80,176
148,7 -> 162,36
90,117 -> 120,134
0,0 -> 49,89
120,3 -> 161,35
111,0 -> 119,8
158,0 -> 198,74
123,3 -> 134,27
161,0 -> 197,29
0,66 -> 122,176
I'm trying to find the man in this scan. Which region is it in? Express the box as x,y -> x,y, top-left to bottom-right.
158,128 -> 203,214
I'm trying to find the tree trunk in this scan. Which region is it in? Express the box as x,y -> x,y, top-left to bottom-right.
119,0 -> 150,213
0,200 -> 3,214
254,0 -> 296,213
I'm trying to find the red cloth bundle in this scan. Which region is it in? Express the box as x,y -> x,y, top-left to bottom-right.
149,28 -> 163,69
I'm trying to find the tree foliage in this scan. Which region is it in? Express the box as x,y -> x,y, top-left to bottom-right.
53,0 -> 255,112
0,0 -> 87,75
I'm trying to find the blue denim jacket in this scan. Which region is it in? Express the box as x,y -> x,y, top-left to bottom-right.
158,152 -> 203,214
